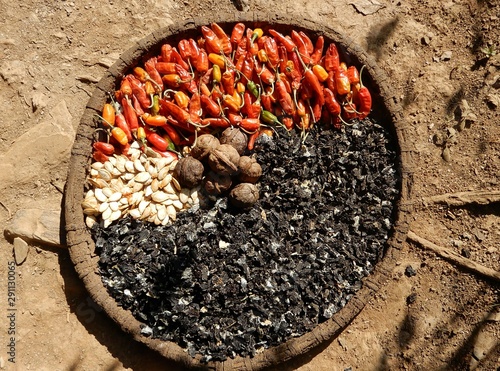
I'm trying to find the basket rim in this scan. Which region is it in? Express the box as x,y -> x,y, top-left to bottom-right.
64,10 -> 414,370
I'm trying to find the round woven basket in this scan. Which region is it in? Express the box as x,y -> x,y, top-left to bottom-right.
64,11 -> 414,370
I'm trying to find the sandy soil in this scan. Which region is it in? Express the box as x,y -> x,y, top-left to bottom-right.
0,0 -> 499,370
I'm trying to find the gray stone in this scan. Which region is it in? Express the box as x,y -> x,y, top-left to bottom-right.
13,237 -> 29,265
5,209 -> 64,248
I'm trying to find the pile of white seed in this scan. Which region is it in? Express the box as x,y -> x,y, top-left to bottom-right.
82,141 -> 200,228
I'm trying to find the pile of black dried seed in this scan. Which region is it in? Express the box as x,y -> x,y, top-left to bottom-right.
93,118 -> 400,362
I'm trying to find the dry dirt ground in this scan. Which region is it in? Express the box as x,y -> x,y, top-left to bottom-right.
1,0 -> 499,370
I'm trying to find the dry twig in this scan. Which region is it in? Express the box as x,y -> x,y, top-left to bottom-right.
407,230 -> 500,282
419,190 -> 500,207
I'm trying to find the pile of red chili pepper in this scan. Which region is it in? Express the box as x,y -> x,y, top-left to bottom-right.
93,22 -> 372,162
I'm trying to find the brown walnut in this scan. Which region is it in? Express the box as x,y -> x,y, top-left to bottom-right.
208,144 -> 240,176
173,156 -> 204,188
229,183 -> 259,208
204,171 -> 232,195
238,156 -> 262,183
219,127 -> 248,155
190,134 -> 220,160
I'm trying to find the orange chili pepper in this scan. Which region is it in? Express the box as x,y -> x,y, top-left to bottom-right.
312,64 -> 329,82
111,126 -> 128,146
208,53 -> 225,69
230,23 -> 246,47
236,81 -> 246,95
144,57 -> 164,92
142,113 -> 168,127
335,67 -> 351,95
211,22 -> 232,55
155,62 -> 177,75
221,70 -> 235,95
222,94 -> 240,113
173,91 -> 189,109
102,103 -> 115,127
201,117 -> 230,128
201,25 -> 223,54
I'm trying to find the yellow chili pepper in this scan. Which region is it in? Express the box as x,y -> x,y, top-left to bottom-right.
251,28 -> 264,43
144,80 -> 155,96
222,94 -> 240,112
236,81 -> 246,94
174,91 -> 189,109
257,49 -> 268,63
312,64 -> 329,83
212,64 -> 221,83
208,53 -> 225,69
232,90 -> 242,107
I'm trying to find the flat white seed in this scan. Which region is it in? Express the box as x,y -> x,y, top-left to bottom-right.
90,169 -> 99,177
156,156 -> 174,170
88,178 -> 108,188
151,178 -> 159,192
132,181 -> 144,193
129,208 -> 142,219
171,177 -> 182,192
94,188 -> 107,203
98,169 -> 113,182
164,182 -> 176,194
125,160 -> 136,173
134,158 -> 146,172
147,214 -> 156,223
109,209 -> 122,222
152,191 -> 169,203
148,165 -> 158,178
190,189 -> 199,202
129,192 -> 143,206
102,206 -> 112,220
102,187 -> 114,198
130,149 -> 141,161
130,140 -> 141,149
99,202 -> 110,213
141,205 -> 152,219
108,191 -> 122,202
107,156 -> 117,166
166,205 -> 177,221
119,197 -> 129,205
153,216 -> 162,225
144,185 -> 153,198
81,199 -> 98,210
138,200 -> 150,214
103,219 -> 112,228
156,204 -> 167,220
149,203 -> 157,214
161,214 -> 170,225
172,200 -> 184,210
115,157 -> 126,173
85,189 -> 95,199
157,166 -> 170,181
91,162 -> 104,170
169,160 -> 178,171
104,161 -> 115,173
134,172 -> 151,184
83,207 -> 99,216
109,178 -> 124,192
179,188 -> 190,204
109,201 -> 120,211
161,199 -> 173,206
120,172 -> 134,181
111,168 -> 122,177
159,174 -> 172,189
85,215 -> 97,228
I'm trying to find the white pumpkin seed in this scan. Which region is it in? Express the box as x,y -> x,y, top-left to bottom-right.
129,208 -> 142,219
134,172 -> 151,184
85,215 -> 97,228
102,206 -> 112,220
109,201 -> 120,211
108,191 -> 122,202
152,191 -> 169,203
134,158 -> 145,172
94,188 -> 107,203
98,202 -> 110,213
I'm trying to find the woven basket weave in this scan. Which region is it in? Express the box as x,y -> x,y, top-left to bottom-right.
64,11 -> 414,370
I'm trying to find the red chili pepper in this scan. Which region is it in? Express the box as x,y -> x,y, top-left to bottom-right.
263,37 -> 280,68
247,130 -> 259,150
155,62 -> 177,75
189,91 -> 202,124
324,43 -> 340,72
93,150 -> 109,163
121,97 -> 139,131
288,49 -> 304,75
199,82 -> 211,97
146,130 -> 170,152
278,45 -> 289,75
282,117 -> 294,130
160,123 -> 181,145
132,94 -> 145,116
285,60 -> 301,91
230,23 -> 245,48
201,25 -> 223,54
201,117 -> 230,128
310,36 -> 324,65
178,39 -> 192,62
200,94 -> 221,117
241,52 -> 255,83
299,31 -> 314,55
93,142 -> 115,156
269,29 -> 296,53
171,47 -> 190,71
246,28 -> 259,56
211,86 -> 223,102
160,44 -> 173,62
228,112 -> 243,126
304,68 -> 324,105
234,52 -> 246,73
260,92 -> 272,112
211,22 -> 232,55
126,75 -> 151,109
234,38 -> 247,64
324,88 -> 341,116
115,112 -> 132,142
326,71 -> 336,93
119,79 -> 133,98
195,48 -> 209,73
151,148 -> 179,160
240,117 -> 260,132
144,57 -> 164,91
221,70 -> 235,95
356,66 -> 372,119
343,101 -> 358,120
159,99 -> 191,124
347,66 -> 360,84
291,30 -> 311,64
255,61 -> 275,85
275,79 -> 295,116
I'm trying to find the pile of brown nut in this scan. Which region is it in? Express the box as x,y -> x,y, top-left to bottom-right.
173,128 -> 262,208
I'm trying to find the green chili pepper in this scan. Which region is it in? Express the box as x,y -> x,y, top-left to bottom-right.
246,80 -> 259,99
261,109 -> 281,125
